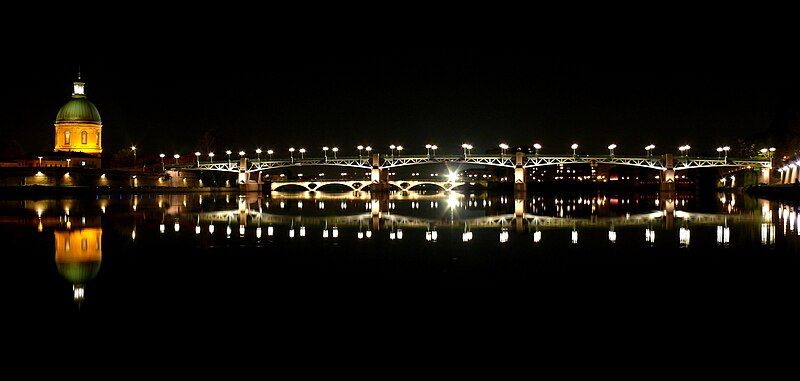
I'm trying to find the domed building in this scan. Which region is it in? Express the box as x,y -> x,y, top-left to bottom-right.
54,73 -> 102,157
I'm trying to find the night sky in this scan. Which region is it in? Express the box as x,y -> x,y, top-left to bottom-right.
4,32 -> 798,160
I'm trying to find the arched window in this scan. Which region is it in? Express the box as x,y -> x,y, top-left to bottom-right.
64,131 -> 70,145
96,132 -> 100,146
81,131 -> 88,144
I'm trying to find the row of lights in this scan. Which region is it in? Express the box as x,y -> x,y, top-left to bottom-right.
152,143 -> 773,164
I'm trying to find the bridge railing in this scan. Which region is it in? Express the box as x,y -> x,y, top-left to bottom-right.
173,153 -> 771,172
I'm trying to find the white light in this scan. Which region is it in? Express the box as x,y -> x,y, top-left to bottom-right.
209,224 -> 215,234
358,231 -> 364,239
289,228 -> 295,238
396,229 -> 402,240
300,226 -> 306,237
571,230 -> 578,244
332,227 -> 339,238
366,230 -> 372,238
256,227 -> 262,239
267,226 -> 274,236
195,225 -> 201,235
533,231 -> 541,243
174,222 -> 180,232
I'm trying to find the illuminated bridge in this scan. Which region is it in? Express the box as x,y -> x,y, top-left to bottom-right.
174,150 -> 772,192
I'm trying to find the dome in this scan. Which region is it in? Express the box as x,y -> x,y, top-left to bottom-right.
55,98 -> 102,123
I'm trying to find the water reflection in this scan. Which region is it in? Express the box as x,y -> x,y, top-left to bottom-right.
3,189 -> 800,315
55,227 -> 102,304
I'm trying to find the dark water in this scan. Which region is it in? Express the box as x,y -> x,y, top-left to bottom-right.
4,189 -> 800,349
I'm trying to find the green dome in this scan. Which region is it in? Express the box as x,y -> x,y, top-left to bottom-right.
56,98 -> 102,123
56,261 -> 101,285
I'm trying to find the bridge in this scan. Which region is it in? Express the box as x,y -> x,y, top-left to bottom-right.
269,179 -> 466,192
174,151 -> 772,193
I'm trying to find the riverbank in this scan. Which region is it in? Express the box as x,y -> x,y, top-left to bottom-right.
0,185 -> 244,197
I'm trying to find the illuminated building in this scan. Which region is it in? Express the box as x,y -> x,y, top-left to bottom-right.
53,72 -> 103,159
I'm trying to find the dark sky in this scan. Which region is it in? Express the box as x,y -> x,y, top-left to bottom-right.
4,29 -> 798,159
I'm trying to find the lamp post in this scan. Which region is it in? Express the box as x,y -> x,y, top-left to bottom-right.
365,146 -> 372,158
159,153 -> 165,170
226,150 -> 232,164
195,151 -> 201,167
769,147 -> 776,167
131,145 -> 137,167
390,144 -> 396,158
323,146 -> 329,161
426,144 -> 432,157
717,147 -> 723,158
499,143 -> 509,156
174,154 -> 180,165
396,145 -> 403,156
722,146 -> 730,160
66,158 -> 71,167
608,144 -> 617,156
239,151 -> 245,160
209,152 -> 215,163
267,149 -> 274,160
533,143 -> 541,156
357,145 -> 364,159
679,145 -> 691,157
571,143 -> 578,156
462,143 -> 470,158
289,147 -> 295,162
645,144 -> 655,157
256,148 -> 262,163
299,148 -> 305,159
38,156 -> 43,167
332,147 -> 338,159
431,145 -> 437,156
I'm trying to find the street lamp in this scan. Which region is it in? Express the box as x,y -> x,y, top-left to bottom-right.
462,143 -> 471,158
722,146 -> 730,160
66,158 -> 71,167
571,143 -> 578,156
533,143 -> 542,156
239,150 -> 246,160
323,146 -> 329,161
499,143 -> 509,156
299,148 -> 306,159
679,145 -> 691,157
425,144 -> 432,157
38,156 -> 43,167
396,145 -> 403,156
357,145 -> 364,159
365,146 -> 372,157
608,144 -> 617,156
226,150 -> 232,164
645,144 -> 655,157
267,149 -> 274,160
174,154 -> 180,164
332,147 -> 338,159
159,153 -> 165,170
289,147 -> 295,162
431,145 -> 438,156
209,152 -> 215,162
390,144 -> 396,158
256,148 -> 262,163
195,151 -> 201,167
131,145 -> 137,167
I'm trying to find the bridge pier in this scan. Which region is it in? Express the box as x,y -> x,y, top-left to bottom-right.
369,153 -> 389,192
514,152 -> 526,193
660,153 -> 675,195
